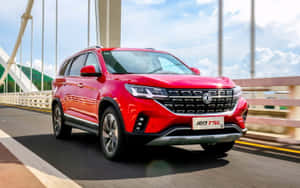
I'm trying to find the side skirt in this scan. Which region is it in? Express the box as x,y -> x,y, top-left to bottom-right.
64,113 -> 98,135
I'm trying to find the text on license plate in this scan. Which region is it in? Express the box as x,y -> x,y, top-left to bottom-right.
192,117 -> 224,130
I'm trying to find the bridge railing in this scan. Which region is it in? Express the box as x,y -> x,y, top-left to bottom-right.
0,91 -> 52,109
234,76 -> 300,143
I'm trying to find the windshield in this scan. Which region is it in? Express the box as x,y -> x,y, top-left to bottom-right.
102,51 -> 194,75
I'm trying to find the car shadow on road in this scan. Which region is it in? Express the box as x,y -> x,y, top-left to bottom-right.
14,132 -> 229,180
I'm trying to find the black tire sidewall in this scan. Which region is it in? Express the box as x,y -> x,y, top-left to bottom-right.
52,104 -> 62,137
52,103 -> 71,139
100,106 -> 126,160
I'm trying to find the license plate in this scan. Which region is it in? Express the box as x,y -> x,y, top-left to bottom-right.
192,117 -> 224,130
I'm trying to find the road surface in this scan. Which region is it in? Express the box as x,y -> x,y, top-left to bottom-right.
0,105 -> 299,188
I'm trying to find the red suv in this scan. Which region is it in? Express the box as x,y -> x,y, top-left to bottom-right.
52,46 -> 248,160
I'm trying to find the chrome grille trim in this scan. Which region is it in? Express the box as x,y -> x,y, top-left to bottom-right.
157,88 -> 238,115
155,100 -> 239,116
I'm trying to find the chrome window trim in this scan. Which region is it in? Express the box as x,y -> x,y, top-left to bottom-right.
64,113 -> 98,126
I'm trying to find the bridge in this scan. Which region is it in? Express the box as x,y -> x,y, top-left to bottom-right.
0,0 -> 300,188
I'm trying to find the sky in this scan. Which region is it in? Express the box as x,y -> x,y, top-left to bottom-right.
0,0 -> 300,78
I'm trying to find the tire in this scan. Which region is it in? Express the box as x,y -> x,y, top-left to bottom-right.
100,106 -> 127,160
52,104 -> 72,139
201,141 -> 235,154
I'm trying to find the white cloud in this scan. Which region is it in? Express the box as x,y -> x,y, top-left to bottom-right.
255,48 -> 300,77
122,3 -> 217,49
223,48 -> 300,78
194,57 -> 217,76
224,0 -> 300,27
224,0 -> 300,47
128,0 -> 166,5
196,0 -> 215,5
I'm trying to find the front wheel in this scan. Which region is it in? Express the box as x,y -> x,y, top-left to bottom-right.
201,141 -> 235,154
100,107 -> 127,160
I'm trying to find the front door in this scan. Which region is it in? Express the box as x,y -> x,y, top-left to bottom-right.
75,52 -> 103,125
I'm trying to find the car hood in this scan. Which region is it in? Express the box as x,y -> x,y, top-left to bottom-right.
114,74 -> 236,89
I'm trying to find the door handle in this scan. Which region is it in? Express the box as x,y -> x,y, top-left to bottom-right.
77,83 -> 84,88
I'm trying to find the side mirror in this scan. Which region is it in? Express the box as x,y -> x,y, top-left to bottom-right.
80,65 -> 102,77
190,67 -> 200,75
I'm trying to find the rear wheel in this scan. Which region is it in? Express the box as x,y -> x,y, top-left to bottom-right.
201,141 -> 235,154
100,107 -> 126,160
52,104 -> 72,139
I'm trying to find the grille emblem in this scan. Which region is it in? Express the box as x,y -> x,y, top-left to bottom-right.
203,92 -> 212,104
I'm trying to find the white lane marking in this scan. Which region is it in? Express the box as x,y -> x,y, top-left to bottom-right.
0,129 -> 82,188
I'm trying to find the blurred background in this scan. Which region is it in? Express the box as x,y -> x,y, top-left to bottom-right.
0,0 -> 300,142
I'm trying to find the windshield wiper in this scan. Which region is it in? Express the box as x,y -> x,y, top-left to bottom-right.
112,72 -> 135,74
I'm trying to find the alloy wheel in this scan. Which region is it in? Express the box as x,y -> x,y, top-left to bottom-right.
102,113 -> 119,155
53,106 -> 62,135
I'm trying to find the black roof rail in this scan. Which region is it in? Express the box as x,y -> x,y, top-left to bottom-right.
84,45 -> 103,50
89,45 -> 103,48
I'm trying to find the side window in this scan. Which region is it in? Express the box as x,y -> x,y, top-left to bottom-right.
85,53 -> 101,72
58,60 -> 70,76
64,59 -> 73,76
69,54 -> 87,76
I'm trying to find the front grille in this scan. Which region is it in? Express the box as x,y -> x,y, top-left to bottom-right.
157,88 -> 238,114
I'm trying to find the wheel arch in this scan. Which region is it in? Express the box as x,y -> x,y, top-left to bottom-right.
98,97 -> 125,131
51,98 -> 63,111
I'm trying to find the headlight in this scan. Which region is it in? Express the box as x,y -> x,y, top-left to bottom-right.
233,86 -> 242,97
125,84 -> 168,99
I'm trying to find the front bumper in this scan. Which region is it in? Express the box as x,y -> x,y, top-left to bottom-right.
120,94 -> 248,134
147,124 -> 247,146
125,123 -> 247,146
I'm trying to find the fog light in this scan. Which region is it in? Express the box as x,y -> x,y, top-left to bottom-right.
134,114 -> 149,133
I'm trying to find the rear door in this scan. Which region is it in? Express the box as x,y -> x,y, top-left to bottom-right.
58,59 -> 73,113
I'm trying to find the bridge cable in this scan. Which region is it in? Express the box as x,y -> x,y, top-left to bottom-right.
218,0 -> 223,77
41,0 -> 45,91
30,17 -> 33,92
106,0 -> 110,47
19,40 -> 22,93
55,0 -> 58,76
95,0 -> 99,45
88,0 -> 91,47
250,0 -> 256,78
5,75 -> 7,93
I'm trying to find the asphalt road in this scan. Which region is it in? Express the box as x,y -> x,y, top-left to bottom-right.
0,105 -> 300,188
